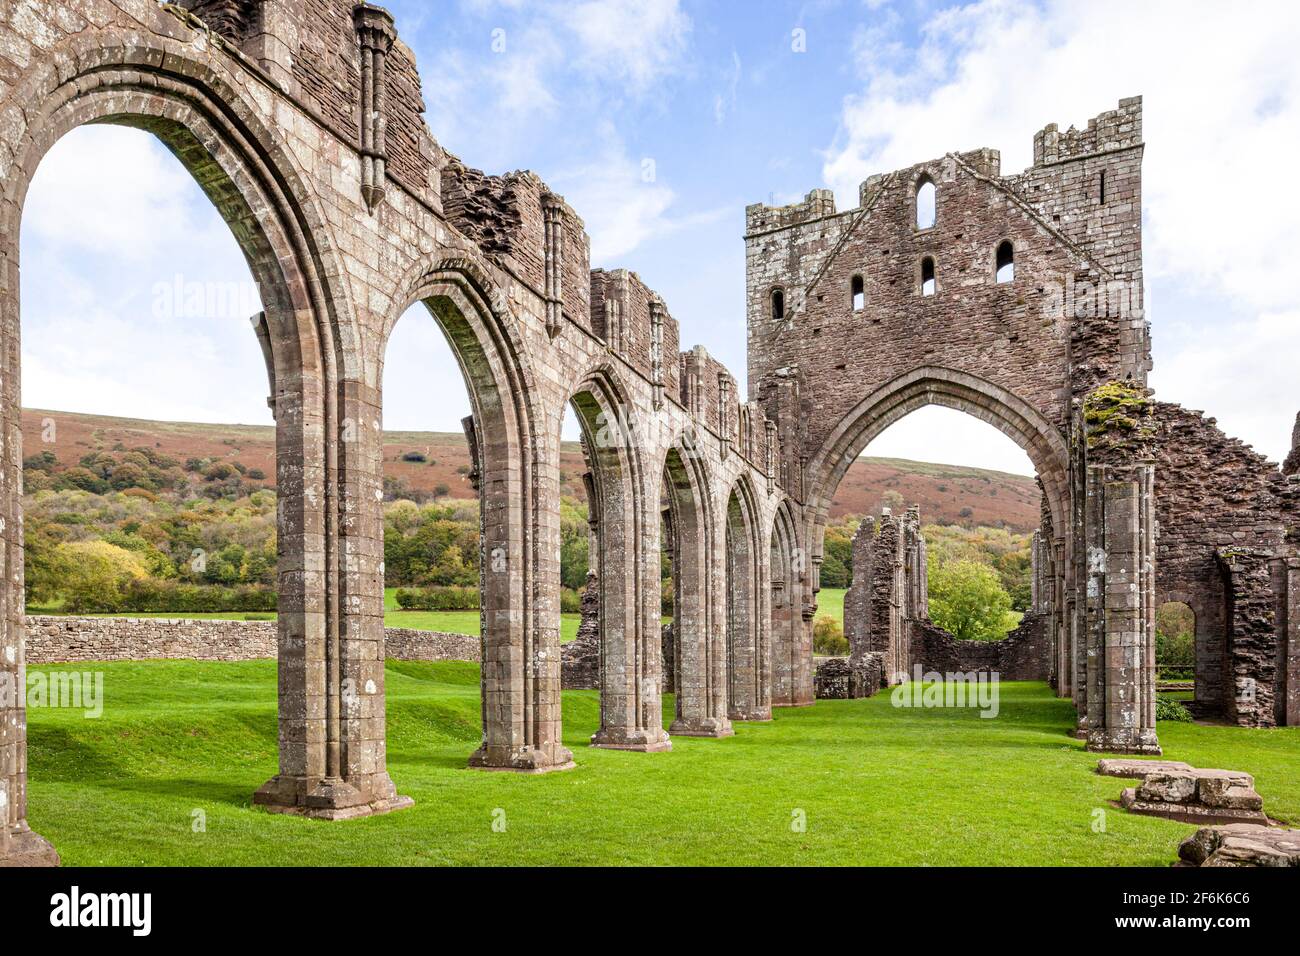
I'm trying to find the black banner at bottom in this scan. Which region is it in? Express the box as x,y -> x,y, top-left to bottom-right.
0,865 -> 1283,941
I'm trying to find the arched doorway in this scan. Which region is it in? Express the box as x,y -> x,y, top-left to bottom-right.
382,263 -> 575,774
1,45 -> 370,856
662,440 -> 731,736
725,478 -> 770,721
567,371 -> 670,752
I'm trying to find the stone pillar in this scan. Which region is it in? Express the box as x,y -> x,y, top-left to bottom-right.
665,458 -> 732,738
588,438 -> 670,752
1284,559 -> 1300,726
725,502 -> 768,721
254,382 -> 411,818
649,300 -> 665,410
1084,463 -> 1161,754
843,517 -> 876,657
541,194 -> 565,339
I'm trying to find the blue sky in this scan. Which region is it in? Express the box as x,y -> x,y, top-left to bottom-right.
20,0 -> 1300,478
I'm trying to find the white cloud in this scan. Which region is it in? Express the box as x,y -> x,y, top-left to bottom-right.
823,0 -> 1300,463
866,405 -> 1034,475
714,51 -> 742,124
555,0 -> 692,94
551,124 -> 729,264
23,126 -> 235,265
21,126 -> 273,427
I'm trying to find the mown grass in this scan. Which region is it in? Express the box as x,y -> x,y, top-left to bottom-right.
25,661 -> 1300,866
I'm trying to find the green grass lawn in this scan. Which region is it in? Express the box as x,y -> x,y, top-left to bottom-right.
25,660 -> 1300,866
816,587 -> 846,625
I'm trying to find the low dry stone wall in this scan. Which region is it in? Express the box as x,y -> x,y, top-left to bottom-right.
25,616 -> 479,665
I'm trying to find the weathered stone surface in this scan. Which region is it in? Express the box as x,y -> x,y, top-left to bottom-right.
1095,758 -> 1193,778
561,571 -> 600,691
1178,824 -> 1300,867
813,654 -> 883,700
1119,765 -> 1268,825
1137,771 -> 1197,804
813,657 -> 853,699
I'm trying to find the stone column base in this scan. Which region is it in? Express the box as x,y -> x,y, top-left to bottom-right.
0,827 -> 61,867
669,716 -> 734,737
468,742 -> 576,773
729,706 -> 773,722
590,727 -> 672,752
1086,729 -> 1162,755
253,773 -> 414,820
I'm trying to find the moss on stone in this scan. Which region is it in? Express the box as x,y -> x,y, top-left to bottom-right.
1084,381 -> 1155,450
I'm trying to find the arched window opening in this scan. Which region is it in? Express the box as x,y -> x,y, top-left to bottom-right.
1099,169 -> 1107,205
1155,601 -> 1195,702
920,257 -> 936,297
771,287 -> 785,322
915,176 -> 936,230
851,274 -> 865,311
995,241 -> 1014,283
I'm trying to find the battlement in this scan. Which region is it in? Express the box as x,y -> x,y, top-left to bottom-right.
1033,96 -> 1143,165
745,188 -> 838,236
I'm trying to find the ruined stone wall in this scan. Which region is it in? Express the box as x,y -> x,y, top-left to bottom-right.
25,616 -> 478,665
1215,550 -> 1278,729
744,102 -> 1148,477
0,0 -> 788,850
1150,402 -> 1289,724
910,614 -> 1052,682
842,508 -> 1052,689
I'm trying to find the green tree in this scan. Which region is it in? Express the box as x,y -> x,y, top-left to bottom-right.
927,556 -> 1018,641
813,614 -> 848,655
820,526 -> 853,589
54,540 -> 149,612
1155,601 -> 1194,669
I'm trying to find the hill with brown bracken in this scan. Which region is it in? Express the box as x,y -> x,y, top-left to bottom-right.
21,408 -> 1040,530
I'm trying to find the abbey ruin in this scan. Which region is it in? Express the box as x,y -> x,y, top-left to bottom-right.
2,1 -> 1298,866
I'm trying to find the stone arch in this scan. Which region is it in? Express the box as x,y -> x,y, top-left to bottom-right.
805,366 -> 1070,552
383,258 -> 575,772
566,362 -> 670,751
724,473 -> 770,721
659,435 -> 732,737
769,498 -> 811,707
0,36 -> 394,847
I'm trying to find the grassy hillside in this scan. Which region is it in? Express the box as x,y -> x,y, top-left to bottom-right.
21,408 -> 1040,530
